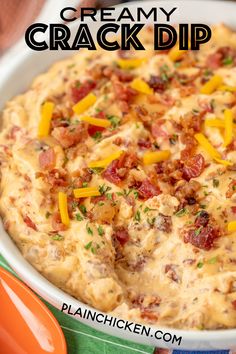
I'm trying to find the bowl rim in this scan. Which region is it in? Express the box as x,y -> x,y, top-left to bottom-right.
1,0 -> 236,349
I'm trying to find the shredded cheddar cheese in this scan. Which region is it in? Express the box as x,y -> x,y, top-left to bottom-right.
80,116 -> 111,128
195,133 -> 232,166
200,75 -> 223,95
117,58 -> 146,69
194,133 -> 221,159
130,78 -> 153,95
143,150 -> 171,165
205,119 -> 225,128
88,150 -> 123,168
227,221 -> 236,233
219,85 -> 236,92
58,192 -> 70,226
73,93 -> 97,115
168,45 -> 187,62
213,157 -> 233,166
224,109 -> 233,147
38,101 -> 54,138
73,187 -> 101,198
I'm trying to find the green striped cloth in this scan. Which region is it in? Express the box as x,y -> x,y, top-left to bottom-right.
0,254 -> 154,354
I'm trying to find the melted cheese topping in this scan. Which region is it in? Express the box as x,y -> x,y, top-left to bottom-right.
1,24 -> 236,330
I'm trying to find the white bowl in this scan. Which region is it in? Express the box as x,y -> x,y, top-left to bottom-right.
1,1 -> 236,350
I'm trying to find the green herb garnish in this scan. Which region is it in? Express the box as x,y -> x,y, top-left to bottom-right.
97,225 -> 104,236
107,115 -> 120,129
86,223 -> 93,235
52,234 -> 64,241
197,262 -> 204,269
175,208 -> 187,217
92,131 -> 102,142
76,213 -> 83,221
79,205 -> 87,214
213,179 -> 219,188
85,241 -> 92,250
45,211 -> 51,219
195,226 -> 203,236
223,56 -> 233,65
208,256 -> 218,264
134,210 -> 141,222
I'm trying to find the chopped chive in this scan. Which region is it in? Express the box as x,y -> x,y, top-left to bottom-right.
175,208 -> 187,217
79,205 -> 87,214
86,223 -> 93,235
213,179 -> 219,188
85,241 -> 92,250
97,225 -> 104,236
75,213 -> 83,221
208,256 -> 218,264
134,210 -> 141,222
223,56 -> 233,65
52,234 -> 64,241
45,211 -> 51,219
195,226 -> 203,236
92,131 -> 102,142
197,262 -> 204,269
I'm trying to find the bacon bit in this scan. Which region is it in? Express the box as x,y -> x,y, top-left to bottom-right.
184,225 -> 219,251
103,66 -> 134,82
140,310 -> 158,322
119,151 -> 138,169
180,111 -> 206,161
156,214 -> 172,233
165,264 -> 179,282
71,80 -> 96,103
72,168 -> 92,188
102,160 -> 124,185
51,212 -> 67,231
137,139 -> 152,150
206,52 -> 222,69
232,300 -> 236,310
113,226 -> 129,246
175,180 -> 201,203
151,120 -> 168,138
182,154 -> 205,181
91,195 -> 106,204
195,211 -> 209,227
112,78 -> 137,113
113,137 -> 123,146
131,294 -> 161,308
206,47 -> 236,69
155,159 -> 183,184
47,169 -> 68,188
52,123 -> 87,148
231,206 -> 236,214
138,179 -> 161,199
226,180 -> 236,198
226,140 -> 236,153
51,113 -> 70,129
23,215 -> 37,231
103,152 -> 138,185
39,148 -> 56,170
148,75 -> 167,92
